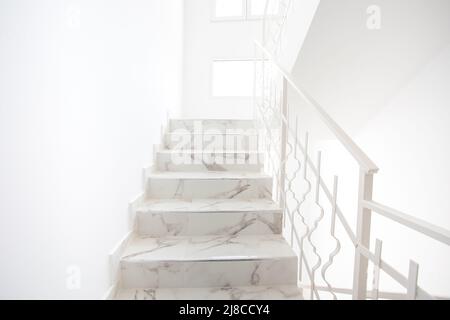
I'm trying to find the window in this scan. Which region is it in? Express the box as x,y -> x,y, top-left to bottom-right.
248,0 -> 267,16
212,60 -> 266,98
214,0 -> 245,19
212,0 -> 279,21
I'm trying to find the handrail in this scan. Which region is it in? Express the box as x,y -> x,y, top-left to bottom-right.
254,40 -> 379,174
255,5 -> 448,299
364,200 -> 450,246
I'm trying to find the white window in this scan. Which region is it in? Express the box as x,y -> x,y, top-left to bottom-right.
248,0 -> 267,17
250,0 -> 280,17
212,60 -> 266,98
214,0 -> 245,19
212,0 -> 278,21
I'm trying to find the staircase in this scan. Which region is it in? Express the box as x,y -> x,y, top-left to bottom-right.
114,119 -> 302,300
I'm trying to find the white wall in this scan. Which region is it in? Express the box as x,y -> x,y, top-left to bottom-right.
286,0 -> 450,296
293,0 -> 450,135
182,0 -> 261,119
357,44 -> 450,297
0,0 -> 183,299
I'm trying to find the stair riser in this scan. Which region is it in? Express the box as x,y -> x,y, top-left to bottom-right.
155,152 -> 263,172
146,178 -> 272,199
137,211 -> 282,237
116,286 -> 303,300
170,119 -> 255,133
121,258 -> 297,289
164,134 -> 259,151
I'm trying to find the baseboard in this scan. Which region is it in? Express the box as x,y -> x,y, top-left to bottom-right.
103,164 -> 154,300
105,230 -> 134,300
103,284 -> 118,300
128,193 -> 145,231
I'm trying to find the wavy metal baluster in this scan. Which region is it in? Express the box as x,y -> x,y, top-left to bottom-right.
296,133 -> 312,290
283,119 -> 305,255
282,107 -> 294,232
265,0 -> 293,59
321,176 -> 341,300
300,133 -> 312,207
276,0 -> 292,57
283,131 -> 319,299
285,116 -> 299,246
255,56 -> 321,300
307,151 -> 325,299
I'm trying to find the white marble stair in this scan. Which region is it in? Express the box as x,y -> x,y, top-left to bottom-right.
164,132 -> 259,151
136,199 -> 282,237
166,119 -> 258,151
116,285 -> 303,300
120,234 -> 298,289
155,149 -> 263,172
169,119 -> 255,133
114,118 -> 301,300
146,172 -> 272,200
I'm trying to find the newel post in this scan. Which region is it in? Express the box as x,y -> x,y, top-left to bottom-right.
352,169 -> 374,300
279,78 -> 288,209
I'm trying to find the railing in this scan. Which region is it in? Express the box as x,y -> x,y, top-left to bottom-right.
262,0 -> 292,59
254,2 -> 450,299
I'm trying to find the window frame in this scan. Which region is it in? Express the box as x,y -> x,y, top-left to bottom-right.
211,0 -> 247,22
246,0 -> 269,20
211,0 -> 267,22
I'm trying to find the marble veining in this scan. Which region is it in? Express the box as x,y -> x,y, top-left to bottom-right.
121,258 -> 297,289
137,198 -> 281,213
138,210 -> 282,237
156,150 -> 263,172
147,171 -> 270,179
122,235 -> 295,262
115,285 -> 302,300
146,173 -> 272,200
116,118 -> 300,298
164,132 -> 258,151
169,119 -> 255,133
120,235 -> 297,288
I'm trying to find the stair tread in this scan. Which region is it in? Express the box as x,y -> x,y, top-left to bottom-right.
170,118 -> 254,121
121,234 -> 295,263
137,198 -> 281,213
157,149 -> 262,154
115,285 -> 302,300
166,132 -> 257,135
148,171 -> 271,180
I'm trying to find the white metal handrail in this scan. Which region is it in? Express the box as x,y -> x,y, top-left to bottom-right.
254,13 -> 450,298
254,41 -> 379,174
363,200 -> 450,246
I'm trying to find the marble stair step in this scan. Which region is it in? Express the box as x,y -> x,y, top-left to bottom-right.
164,132 -> 259,151
155,150 -> 264,172
146,172 -> 272,199
169,119 -> 255,133
115,285 -> 303,300
120,234 -> 297,289
136,199 -> 282,237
